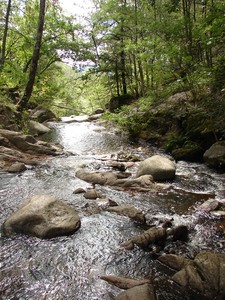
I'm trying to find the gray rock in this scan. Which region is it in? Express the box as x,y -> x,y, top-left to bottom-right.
2,194 -> 81,239
203,142 -> 225,169
136,155 -> 176,181
29,120 -> 51,135
29,106 -> 56,122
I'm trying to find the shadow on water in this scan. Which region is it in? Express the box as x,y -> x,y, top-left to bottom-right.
0,120 -> 225,300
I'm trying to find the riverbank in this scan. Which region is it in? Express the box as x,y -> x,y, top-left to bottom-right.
103,90 -> 225,171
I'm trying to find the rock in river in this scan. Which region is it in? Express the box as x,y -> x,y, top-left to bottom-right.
2,194 -> 81,239
115,283 -> 156,300
203,141 -> 225,169
158,252 -> 225,299
107,204 -> 146,224
136,155 -> 176,181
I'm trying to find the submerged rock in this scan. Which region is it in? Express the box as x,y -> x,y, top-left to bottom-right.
136,155 -> 176,181
75,169 -> 155,190
107,205 -> 146,224
84,188 -> 104,199
2,194 -> 81,239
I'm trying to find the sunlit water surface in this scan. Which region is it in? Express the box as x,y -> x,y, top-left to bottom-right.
1,121 -> 225,300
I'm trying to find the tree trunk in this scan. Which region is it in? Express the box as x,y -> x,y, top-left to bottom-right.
138,59 -> 145,97
120,50 -> 127,95
17,0 -> 46,111
0,0 -> 12,70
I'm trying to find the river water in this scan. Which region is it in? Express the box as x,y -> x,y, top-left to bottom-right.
0,120 -> 225,300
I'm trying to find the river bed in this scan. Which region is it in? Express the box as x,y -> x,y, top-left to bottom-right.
0,120 -> 225,300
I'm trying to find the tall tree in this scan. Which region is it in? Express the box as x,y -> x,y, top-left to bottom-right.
0,0 -> 12,70
17,0 -> 46,111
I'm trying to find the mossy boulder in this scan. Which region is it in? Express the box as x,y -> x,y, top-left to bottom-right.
172,144 -> 204,162
0,104 -> 20,131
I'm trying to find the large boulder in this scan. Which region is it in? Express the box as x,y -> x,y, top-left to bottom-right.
29,105 -> 57,123
158,252 -> 225,299
203,141 -> 225,169
136,155 -> 176,181
2,194 -> 81,239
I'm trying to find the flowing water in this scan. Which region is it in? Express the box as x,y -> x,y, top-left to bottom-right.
0,120 -> 225,300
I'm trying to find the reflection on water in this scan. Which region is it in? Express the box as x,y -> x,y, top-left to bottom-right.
1,121 -> 225,300
42,121 -> 127,155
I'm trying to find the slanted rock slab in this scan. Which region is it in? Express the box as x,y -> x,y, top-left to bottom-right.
115,283 -> 156,300
159,252 -> 225,299
2,194 -> 81,239
137,155 -> 176,181
100,275 -> 151,289
28,120 -> 51,135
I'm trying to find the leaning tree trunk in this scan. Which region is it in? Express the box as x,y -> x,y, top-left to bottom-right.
0,0 -> 12,70
17,0 -> 46,112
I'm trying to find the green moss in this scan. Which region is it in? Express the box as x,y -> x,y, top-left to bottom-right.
172,145 -> 204,161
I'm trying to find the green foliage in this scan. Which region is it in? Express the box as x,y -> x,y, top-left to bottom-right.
102,104 -> 147,139
30,62 -> 111,117
212,57 -> 225,92
1,0 -> 224,123
164,133 -> 187,153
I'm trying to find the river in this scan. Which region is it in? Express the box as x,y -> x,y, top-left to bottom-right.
0,120 -> 225,300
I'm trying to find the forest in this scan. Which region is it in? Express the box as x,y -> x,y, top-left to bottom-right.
0,0 -> 225,160
1,2 -> 225,299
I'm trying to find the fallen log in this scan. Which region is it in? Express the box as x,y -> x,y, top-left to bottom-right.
121,225 -> 188,250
